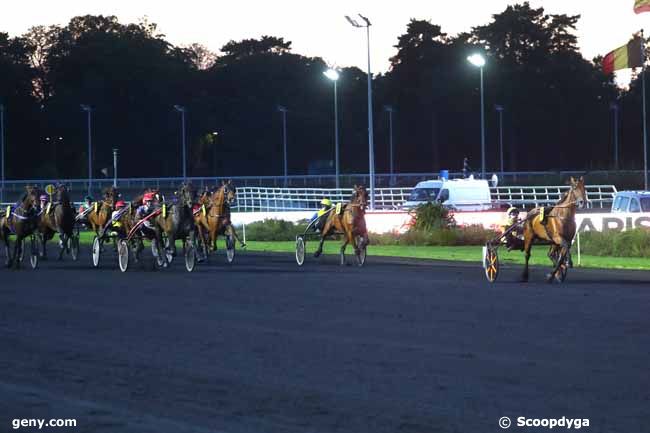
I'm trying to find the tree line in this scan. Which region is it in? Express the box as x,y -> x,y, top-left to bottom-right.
0,2 -> 640,180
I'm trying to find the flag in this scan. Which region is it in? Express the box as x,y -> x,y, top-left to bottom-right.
602,37 -> 644,75
634,0 -> 650,14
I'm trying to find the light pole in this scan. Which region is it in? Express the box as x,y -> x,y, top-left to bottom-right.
112,148 -> 118,187
80,104 -> 92,196
346,13 -> 376,209
0,103 -> 4,203
323,68 -> 341,189
495,104 -> 504,177
467,54 -> 486,179
610,102 -> 620,170
211,131 -> 219,176
277,105 -> 288,187
384,105 -> 395,185
173,105 -> 187,179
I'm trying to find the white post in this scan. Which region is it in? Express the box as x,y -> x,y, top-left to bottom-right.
577,231 -> 581,267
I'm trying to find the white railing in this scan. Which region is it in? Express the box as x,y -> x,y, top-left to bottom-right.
1,185 -> 617,213
491,185 -> 617,210
231,185 -> 617,211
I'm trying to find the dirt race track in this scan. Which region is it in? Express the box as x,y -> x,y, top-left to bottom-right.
1,248 -> 649,433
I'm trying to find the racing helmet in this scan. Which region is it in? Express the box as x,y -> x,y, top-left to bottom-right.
143,192 -> 154,202
115,200 -> 126,209
39,194 -> 48,201
321,198 -> 332,207
507,206 -> 519,217
84,195 -> 93,202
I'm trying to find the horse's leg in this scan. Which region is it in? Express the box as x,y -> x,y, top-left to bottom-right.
13,235 -> 22,269
520,227 -> 534,282
314,218 -> 333,258
547,237 -> 569,283
209,222 -> 218,252
3,232 -> 12,268
40,231 -> 48,260
339,224 -> 354,266
169,231 -> 177,257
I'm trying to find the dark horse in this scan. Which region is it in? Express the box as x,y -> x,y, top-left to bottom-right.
315,184 -> 370,265
0,186 -> 39,268
38,184 -> 75,260
521,176 -> 587,283
153,183 -> 197,258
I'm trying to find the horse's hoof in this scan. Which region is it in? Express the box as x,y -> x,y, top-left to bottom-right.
313,251 -> 321,258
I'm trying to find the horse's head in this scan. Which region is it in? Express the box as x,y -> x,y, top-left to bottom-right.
223,180 -> 236,205
22,185 -> 38,210
570,176 -> 587,209
351,184 -> 369,211
178,182 -> 195,208
199,187 -> 211,205
56,184 -> 70,205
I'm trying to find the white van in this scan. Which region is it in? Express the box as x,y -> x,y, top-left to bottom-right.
611,191 -> 650,213
403,178 -> 493,211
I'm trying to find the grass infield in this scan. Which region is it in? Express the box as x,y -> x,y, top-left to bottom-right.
77,232 -> 650,270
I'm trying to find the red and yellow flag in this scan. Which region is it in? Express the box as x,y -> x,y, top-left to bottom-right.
603,37 -> 644,75
635,0 -> 650,13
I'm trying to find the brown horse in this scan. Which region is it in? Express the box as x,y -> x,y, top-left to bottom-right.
193,187 -> 212,258
521,176 -> 587,283
87,187 -> 118,236
314,184 -> 370,265
206,180 -> 245,252
0,186 -> 40,268
38,184 -> 75,260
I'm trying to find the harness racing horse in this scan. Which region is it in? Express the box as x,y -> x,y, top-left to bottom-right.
87,187 -> 118,236
206,180 -> 245,255
193,187 -> 212,260
153,183 -> 197,261
38,184 -> 75,260
314,184 -> 370,265
0,186 -> 40,268
520,176 -> 587,283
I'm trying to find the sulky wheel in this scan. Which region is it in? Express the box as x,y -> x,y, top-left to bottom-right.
118,239 -> 129,272
29,235 -> 39,269
225,234 -> 235,264
151,238 -> 167,269
92,236 -> 101,268
70,234 -> 80,261
184,239 -> 196,272
295,236 -> 305,266
484,245 -> 499,283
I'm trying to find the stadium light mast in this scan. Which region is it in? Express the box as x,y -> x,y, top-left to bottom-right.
0,103 -> 4,203
323,68 -> 341,189
80,104 -> 93,196
467,53 -> 486,179
346,13 -> 376,209
277,105 -> 288,187
495,104 -> 504,177
174,105 -> 187,179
